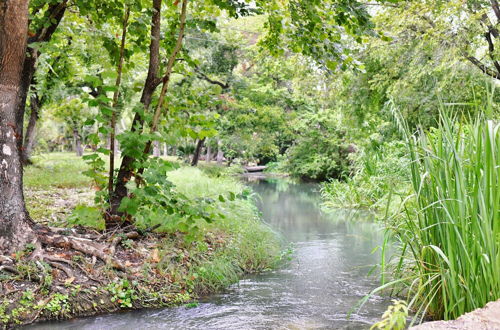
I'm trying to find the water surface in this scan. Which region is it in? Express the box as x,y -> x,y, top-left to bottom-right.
30,176 -> 389,329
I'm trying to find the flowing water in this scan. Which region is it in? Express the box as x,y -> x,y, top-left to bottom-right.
29,176 -> 390,329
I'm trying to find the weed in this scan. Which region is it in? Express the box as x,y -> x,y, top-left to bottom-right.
371,300 -> 408,330
44,293 -> 69,313
107,280 -> 137,308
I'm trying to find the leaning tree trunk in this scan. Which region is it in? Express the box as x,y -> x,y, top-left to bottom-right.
73,128 -> 83,157
0,0 -> 37,254
21,93 -> 40,164
191,138 -> 205,166
111,0 -> 188,216
17,2 -> 67,163
110,0 -> 162,215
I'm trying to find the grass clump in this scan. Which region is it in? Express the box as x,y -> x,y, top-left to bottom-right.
167,167 -> 282,292
378,115 -> 500,322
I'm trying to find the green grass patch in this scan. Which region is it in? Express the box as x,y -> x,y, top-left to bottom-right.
167,167 -> 282,292
25,152 -> 91,189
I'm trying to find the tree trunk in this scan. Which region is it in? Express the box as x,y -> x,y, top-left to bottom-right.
217,139 -> 224,165
111,0 -> 188,216
206,139 -> 211,163
163,143 -> 168,156
191,138 -> 205,166
108,7 -> 129,199
0,0 -> 37,254
21,94 -> 40,164
110,0 -> 162,215
18,1 -> 67,160
153,140 -> 160,157
73,128 -> 83,157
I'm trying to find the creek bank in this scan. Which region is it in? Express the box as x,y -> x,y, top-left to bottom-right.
0,225 -> 277,329
411,299 -> 500,330
1,162 -> 281,328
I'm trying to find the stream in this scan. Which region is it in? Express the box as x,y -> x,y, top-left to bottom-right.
29,175 -> 390,329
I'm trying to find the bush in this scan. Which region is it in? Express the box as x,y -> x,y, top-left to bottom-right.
285,111 -> 351,181
321,141 -> 410,212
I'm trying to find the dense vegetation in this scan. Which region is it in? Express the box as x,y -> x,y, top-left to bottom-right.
0,0 -> 499,328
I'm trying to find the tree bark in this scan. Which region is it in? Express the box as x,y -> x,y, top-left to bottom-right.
73,128 -> 83,157
21,94 -> 40,164
191,138 -> 205,166
0,0 -> 37,254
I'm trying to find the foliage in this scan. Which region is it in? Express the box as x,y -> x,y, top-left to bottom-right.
68,205 -> 105,230
118,161 -> 245,243
285,110 -> 351,180
44,293 -> 69,314
321,141 -> 410,212
371,300 -> 408,330
107,280 -> 136,308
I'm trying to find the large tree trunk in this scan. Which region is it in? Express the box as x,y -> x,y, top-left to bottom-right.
0,0 -> 37,254
73,128 -> 83,157
21,93 -> 40,164
191,138 -> 205,166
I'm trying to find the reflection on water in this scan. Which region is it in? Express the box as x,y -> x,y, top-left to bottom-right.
28,175 -> 389,330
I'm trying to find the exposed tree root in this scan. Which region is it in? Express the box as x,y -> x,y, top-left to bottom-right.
109,231 -> 139,255
0,265 -> 18,275
35,227 -> 127,271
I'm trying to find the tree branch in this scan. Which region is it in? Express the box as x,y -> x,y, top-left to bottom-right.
28,0 -> 68,44
194,67 -> 230,90
465,55 -> 500,79
491,0 -> 500,22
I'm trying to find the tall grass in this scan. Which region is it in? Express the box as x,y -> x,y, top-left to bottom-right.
383,114 -> 500,322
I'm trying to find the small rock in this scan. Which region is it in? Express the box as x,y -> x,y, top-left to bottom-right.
411,299 -> 500,330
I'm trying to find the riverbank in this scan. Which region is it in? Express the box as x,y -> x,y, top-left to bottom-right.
0,154 -> 281,328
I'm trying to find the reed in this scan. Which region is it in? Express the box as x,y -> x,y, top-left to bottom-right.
376,113 -> 500,323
